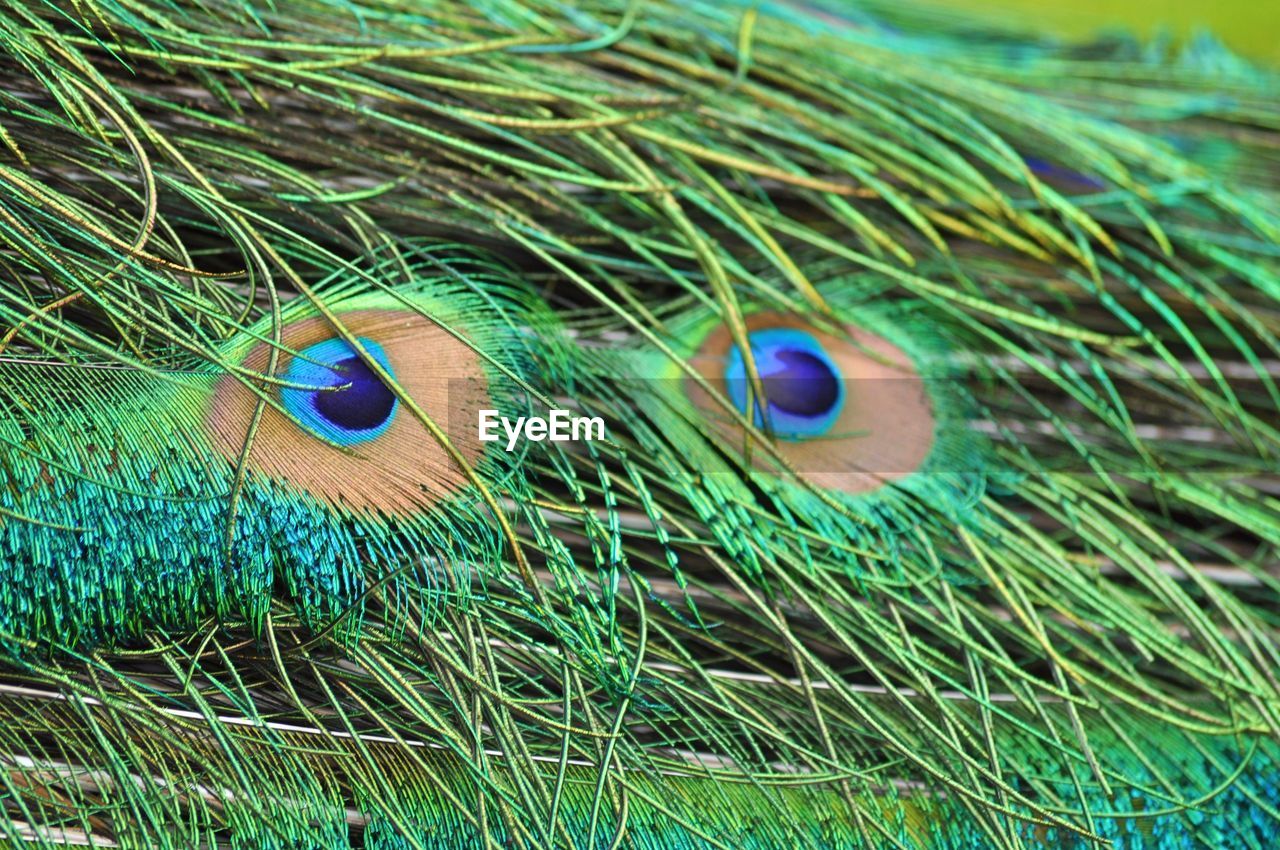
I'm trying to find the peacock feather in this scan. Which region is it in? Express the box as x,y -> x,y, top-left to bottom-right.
0,0 -> 1278,847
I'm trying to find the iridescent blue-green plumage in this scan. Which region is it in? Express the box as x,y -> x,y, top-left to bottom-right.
1,257 -> 551,647
0,0 -> 1278,848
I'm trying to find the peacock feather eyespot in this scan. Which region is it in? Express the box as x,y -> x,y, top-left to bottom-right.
280,337 -> 399,445
688,309 -> 943,497
0,274 -> 558,650
724,328 -> 846,440
207,302 -> 496,519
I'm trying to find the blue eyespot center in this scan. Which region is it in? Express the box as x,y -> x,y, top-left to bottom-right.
281,337 -> 398,445
725,328 -> 844,439
312,356 -> 396,431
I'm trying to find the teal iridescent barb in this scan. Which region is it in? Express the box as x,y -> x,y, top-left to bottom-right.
0,0 -> 1278,847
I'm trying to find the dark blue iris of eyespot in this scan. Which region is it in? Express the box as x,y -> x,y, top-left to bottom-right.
281,337 -> 397,445
725,328 -> 844,440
